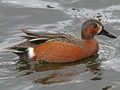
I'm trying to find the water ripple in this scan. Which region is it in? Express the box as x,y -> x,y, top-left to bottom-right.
0,61 -> 16,65
100,36 -> 120,72
1,0 -> 62,10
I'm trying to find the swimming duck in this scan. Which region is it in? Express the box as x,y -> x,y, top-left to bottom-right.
6,19 -> 117,63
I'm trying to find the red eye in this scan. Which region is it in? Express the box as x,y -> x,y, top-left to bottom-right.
93,24 -> 98,28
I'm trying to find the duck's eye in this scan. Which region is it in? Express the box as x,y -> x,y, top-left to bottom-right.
93,24 -> 98,28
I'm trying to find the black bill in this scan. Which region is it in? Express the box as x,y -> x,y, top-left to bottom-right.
98,28 -> 117,38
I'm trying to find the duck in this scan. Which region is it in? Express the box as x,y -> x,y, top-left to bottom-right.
6,19 -> 117,63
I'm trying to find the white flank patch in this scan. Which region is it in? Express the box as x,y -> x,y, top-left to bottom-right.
28,47 -> 35,58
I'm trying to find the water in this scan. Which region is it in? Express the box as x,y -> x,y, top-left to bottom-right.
0,0 -> 120,90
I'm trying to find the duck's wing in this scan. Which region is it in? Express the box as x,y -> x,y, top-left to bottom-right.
20,29 -> 80,45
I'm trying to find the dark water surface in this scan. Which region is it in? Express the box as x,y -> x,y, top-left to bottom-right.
0,0 -> 120,90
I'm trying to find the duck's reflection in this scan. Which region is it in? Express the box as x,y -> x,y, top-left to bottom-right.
14,54 -> 101,84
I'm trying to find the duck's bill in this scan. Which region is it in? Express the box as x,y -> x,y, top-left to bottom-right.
98,28 -> 117,38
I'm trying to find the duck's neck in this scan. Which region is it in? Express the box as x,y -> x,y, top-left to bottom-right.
78,39 -> 99,58
81,36 -> 95,40
81,32 -> 94,40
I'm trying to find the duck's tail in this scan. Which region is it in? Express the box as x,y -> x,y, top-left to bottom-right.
6,45 -> 36,60
6,46 -> 29,60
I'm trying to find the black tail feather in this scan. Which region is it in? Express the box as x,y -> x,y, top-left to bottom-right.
6,46 -> 29,60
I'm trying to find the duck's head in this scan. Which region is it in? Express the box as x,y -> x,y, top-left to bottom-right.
81,19 -> 117,40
